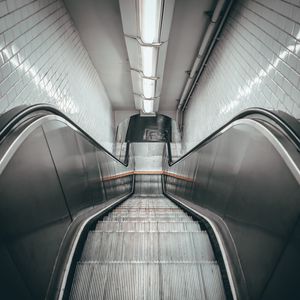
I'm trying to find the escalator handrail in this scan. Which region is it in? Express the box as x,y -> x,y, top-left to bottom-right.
167,107 -> 300,166
0,104 -> 130,166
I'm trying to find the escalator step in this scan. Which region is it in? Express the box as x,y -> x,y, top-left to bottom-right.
96,221 -> 202,232
107,212 -> 187,218
103,216 -> 192,221
69,194 -> 226,299
69,262 -> 226,300
113,208 -> 182,212
110,209 -> 186,215
81,231 -> 215,262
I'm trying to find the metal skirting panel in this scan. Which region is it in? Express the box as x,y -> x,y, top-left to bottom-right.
69,194 -> 226,299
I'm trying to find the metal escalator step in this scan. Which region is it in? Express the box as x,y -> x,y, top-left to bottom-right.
70,262 -> 159,300
118,200 -> 175,204
119,202 -> 177,209
96,221 -> 202,232
69,194 -> 227,299
105,210 -> 189,219
69,262 -> 226,300
127,196 -> 170,200
118,206 -> 178,209
131,193 -> 164,197
81,231 -> 214,262
108,212 -> 188,218
200,262 -> 228,300
103,215 -> 192,221
81,232 -> 158,261
113,208 -> 182,212
130,195 -> 167,199
108,209 -> 186,213
161,262 -> 226,300
159,232 -> 215,261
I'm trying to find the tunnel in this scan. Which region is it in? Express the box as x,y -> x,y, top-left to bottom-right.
0,1 -> 299,299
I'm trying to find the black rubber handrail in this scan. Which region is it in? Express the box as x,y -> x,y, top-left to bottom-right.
167,107 -> 300,166
1,105 -> 299,168
0,104 -> 130,166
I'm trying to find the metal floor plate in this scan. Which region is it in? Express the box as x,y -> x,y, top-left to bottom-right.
69,195 -> 226,299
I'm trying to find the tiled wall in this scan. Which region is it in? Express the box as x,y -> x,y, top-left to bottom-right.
0,0 -> 114,147
183,0 -> 300,151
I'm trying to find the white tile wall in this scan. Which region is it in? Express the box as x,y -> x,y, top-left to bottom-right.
0,0 -> 114,147
183,0 -> 300,151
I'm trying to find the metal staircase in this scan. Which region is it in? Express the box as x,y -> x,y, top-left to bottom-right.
69,192 -> 226,299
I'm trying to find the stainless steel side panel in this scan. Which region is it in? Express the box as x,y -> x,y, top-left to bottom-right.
164,120 -> 300,300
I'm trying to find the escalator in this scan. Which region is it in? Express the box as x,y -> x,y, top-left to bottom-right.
0,105 -> 299,300
69,179 -> 226,300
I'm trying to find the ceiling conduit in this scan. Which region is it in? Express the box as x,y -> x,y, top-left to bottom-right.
119,0 -> 175,115
176,0 -> 234,131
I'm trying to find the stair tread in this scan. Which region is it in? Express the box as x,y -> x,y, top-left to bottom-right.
96,221 -> 202,231
69,262 -> 226,300
70,194 -> 226,300
81,231 -> 214,262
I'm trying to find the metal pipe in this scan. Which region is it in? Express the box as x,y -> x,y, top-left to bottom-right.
176,0 -> 232,129
182,0 -> 234,113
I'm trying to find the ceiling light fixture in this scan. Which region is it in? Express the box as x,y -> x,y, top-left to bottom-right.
119,0 -> 174,114
143,99 -> 154,113
141,45 -> 157,77
138,0 -> 162,112
142,78 -> 155,99
139,0 -> 162,43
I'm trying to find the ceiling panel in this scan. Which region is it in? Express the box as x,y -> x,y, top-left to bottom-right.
64,0 -> 218,113
64,0 -> 134,110
159,0 -> 217,110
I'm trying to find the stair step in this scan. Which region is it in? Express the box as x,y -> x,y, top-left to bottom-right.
69,262 -> 226,300
81,231 -> 214,262
120,205 -> 177,208
109,209 -> 186,213
113,208 -> 183,212
69,194 -> 226,299
96,221 -> 202,232
121,201 -> 177,207
103,216 -> 192,221
108,212 -> 187,218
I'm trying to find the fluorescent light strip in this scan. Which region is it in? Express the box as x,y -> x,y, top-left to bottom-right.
141,46 -> 157,77
142,78 -> 155,98
139,0 -> 162,43
143,99 -> 154,113
138,0 -> 162,110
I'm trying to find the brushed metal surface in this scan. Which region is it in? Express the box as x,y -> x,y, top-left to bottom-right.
96,221 -> 202,232
70,262 -> 225,300
164,119 -> 300,300
0,115 -> 133,299
70,192 -> 226,299
134,174 -> 162,195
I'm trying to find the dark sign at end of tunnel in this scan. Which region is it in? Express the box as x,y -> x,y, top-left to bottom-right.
125,114 -> 172,143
